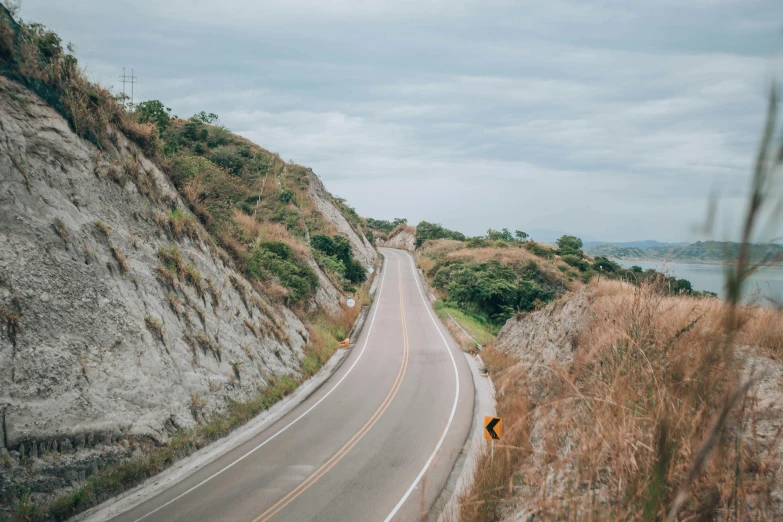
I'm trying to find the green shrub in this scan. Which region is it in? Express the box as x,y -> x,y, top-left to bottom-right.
432,259 -> 556,322
466,237 -> 490,248
562,254 -> 589,272
169,155 -> 222,187
182,120 -> 207,142
247,241 -> 318,303
592,256 -> 621,273
524,241 -> 554,259
210,145 -> 244,175
310,234 -> 366,283
415,221 -> 466,246
556,234 -> 584,256
271,206 -> 301,233
278,190 -> 293,204
135,100 -> 171,133
192,111 -> 219,124
366,217 -> 406,232
206,125 -> 230,148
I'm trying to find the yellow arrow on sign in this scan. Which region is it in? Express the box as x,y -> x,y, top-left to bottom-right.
484,416 -> 502,440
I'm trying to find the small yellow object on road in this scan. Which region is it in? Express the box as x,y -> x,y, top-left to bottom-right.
338,338 -> 350,348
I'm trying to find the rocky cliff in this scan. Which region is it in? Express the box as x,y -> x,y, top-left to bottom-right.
0,72 -> 374,509
378,225 -> 416,252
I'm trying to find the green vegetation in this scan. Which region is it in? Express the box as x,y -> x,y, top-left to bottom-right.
555,234 -> 583,256
246,241 -> 318,304
414,221 -> 466,246
310,234 -> 367,285
135,100 -> 172,133
593,256 -> 716,297
431,260 -> 555,322
0,7 -> 158,153
484,228 -> 529,242
432,300 -> 500,348
366,217 -> 407,232
1,3 -> 370,306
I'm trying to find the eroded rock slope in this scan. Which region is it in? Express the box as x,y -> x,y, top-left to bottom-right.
0,77 -> 368,498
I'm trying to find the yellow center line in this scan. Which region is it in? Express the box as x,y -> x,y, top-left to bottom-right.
252,255 -> 410,522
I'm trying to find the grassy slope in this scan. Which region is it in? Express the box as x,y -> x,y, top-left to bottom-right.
458,280 -> 783,522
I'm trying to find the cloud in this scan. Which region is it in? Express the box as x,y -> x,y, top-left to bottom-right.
19,0 -> 783,241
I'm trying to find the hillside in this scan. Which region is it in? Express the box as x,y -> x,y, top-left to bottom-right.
587,240 -> 783,263
373,223 -> 783,520
0,8 -> 376,519
583,240 -> 680,249
460,280 -> 783,520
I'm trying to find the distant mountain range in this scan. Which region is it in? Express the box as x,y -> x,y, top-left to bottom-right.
586,241 -> 783,264
583,240 -> 681,249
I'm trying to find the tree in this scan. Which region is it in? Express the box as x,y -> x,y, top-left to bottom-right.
592,256 -> 621,273
192,111 -> 219,124
135,100 -> 172,132
485,228 -> 513,241
514,230 -> 529,242
556,235 -> 583,256
415,221 -> 466,246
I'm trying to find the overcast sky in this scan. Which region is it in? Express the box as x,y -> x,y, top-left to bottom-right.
18,0 -> 783,242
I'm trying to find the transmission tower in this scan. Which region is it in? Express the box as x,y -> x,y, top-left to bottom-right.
119,67 -> 137,110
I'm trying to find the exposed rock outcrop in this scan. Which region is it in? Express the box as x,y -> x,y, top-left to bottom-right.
0,77 -> 311,497
495,290 -> 591,402
307,173 -> 376,269
379,225 -> 416,252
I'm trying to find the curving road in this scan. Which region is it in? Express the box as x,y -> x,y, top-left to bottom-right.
108,248 -> 475,522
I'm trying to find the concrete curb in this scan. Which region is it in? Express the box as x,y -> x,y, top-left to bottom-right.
435,353 -> 496,522
75,257 -> 387,522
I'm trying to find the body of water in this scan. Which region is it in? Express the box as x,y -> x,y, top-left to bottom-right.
616,260 -> 783,306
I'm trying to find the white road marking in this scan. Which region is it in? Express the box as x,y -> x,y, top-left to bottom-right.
383,251 -> 461,522
132,254 -> 391,522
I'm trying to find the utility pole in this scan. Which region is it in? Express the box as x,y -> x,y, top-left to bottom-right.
119,67 -> 137,110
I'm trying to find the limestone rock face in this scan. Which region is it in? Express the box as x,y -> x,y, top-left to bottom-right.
0,77 -> 310,493
379,226 -> 416,252
307,173 -> 377,269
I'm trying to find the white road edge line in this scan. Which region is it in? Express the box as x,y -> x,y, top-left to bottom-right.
383,251 -> 461,522
132,253 -> 390,522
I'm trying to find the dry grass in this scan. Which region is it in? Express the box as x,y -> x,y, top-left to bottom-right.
144,316 -> 166,347
738,306 -> 783,360
168,209 -> 199,241
459,279 -> 783,521
94,220 -> 110,238
255,221 -> 311,260
233,208 -> 263,241
422,240 -> 570,284
52,218 -> 69,243
109,244 -> 129,275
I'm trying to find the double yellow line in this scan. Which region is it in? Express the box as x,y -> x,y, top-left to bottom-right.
253,255 -> 410,522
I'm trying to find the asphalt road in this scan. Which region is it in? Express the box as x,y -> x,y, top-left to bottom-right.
110,248 -> 475,522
